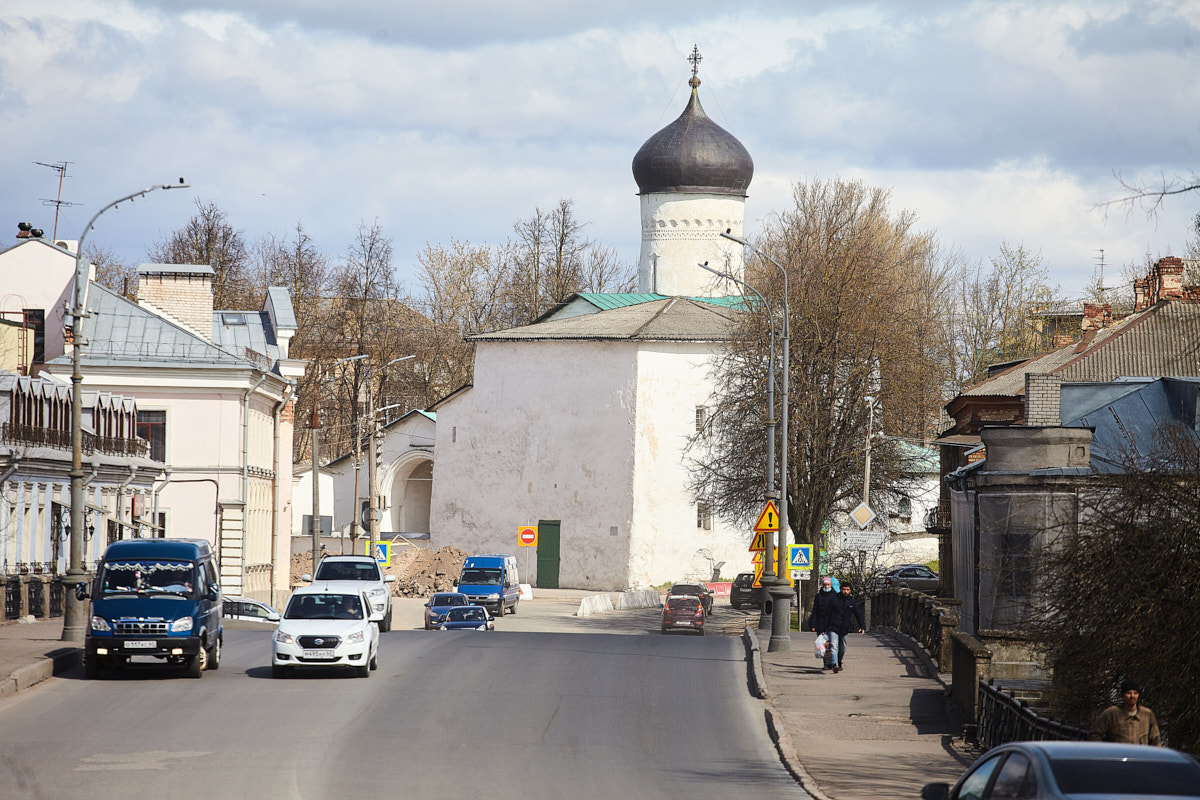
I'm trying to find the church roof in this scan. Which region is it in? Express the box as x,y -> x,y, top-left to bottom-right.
632,87 -> 754,197
471,297 -> 741,342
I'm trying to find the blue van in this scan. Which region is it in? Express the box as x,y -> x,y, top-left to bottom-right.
78,538 -> 223,679
454,554 -> 520,617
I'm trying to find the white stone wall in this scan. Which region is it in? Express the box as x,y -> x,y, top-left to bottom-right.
429,340 -> 640,589
629,343 -> 752,585
638,192 -> 747,297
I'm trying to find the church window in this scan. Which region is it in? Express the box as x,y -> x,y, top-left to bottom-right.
697,502 -> 712,530
695,406 -> 707,433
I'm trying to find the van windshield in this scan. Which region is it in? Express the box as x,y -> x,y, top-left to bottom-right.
459,568 -> 502,585
100,560 -> 195,597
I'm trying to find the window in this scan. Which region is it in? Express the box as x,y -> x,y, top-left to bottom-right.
1000,532 -> 1035,598
990,753 -> 1036,798
23,309 -> 44,363
697,502 -> 712,530
136,410 -> 166,462
695,406 -> 708,433
897,497 -> 912,519
221,313 -> 245,325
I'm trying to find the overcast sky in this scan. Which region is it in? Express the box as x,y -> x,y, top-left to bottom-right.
3,1 -> 1199,301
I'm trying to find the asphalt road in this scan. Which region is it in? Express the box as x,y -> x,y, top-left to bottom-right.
0,596 -> 806,799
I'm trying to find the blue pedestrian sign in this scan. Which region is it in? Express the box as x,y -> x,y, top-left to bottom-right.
361,540 -> 391,566
789,544 -> 813,571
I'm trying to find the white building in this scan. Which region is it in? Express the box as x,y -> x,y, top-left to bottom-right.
1,233 -> 305,606
429,68 -> 760,589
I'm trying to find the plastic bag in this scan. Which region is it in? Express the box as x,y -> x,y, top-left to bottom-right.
813,633 -> 828,660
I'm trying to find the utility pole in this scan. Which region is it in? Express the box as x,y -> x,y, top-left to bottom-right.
309,398 -> 321,572
367,386 -> 379,558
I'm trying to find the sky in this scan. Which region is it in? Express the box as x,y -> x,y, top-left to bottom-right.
3,0 -> 1200,301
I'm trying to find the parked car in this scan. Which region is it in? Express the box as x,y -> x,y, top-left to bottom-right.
303,554 -> 397,631
729,572 -> 763,609
661,596 -> 705,635
224,597 -> 280,624
881,564 -> 939,593
666,582 -> 714,614
438,605 -> 494,631
920,741 -> 1200,800
424,592 -> 470,630
271,586 -> 380,678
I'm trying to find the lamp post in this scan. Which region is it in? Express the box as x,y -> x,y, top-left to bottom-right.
366,355 -> 415,557
62,180 -> 189,642
720,230 -> 792,652
698,261 -> 782,637
311,353 -> 367,567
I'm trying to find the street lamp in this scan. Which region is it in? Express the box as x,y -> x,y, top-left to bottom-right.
697,260 -> 785,642
62,179 -> 189,642
720,230 -> 792,652
311,353 -> 367,566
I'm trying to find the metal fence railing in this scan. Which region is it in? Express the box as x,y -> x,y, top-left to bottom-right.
975,678 -> 1088,751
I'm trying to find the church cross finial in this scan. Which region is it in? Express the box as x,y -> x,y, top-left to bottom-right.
688,45 -> 702,89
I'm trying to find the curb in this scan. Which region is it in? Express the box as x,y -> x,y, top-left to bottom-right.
0,648 -> 80,698
742,623 -> 767,699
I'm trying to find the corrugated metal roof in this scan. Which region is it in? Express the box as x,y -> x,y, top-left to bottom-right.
265,286 -> 297,329
471,297 -> 740,342
964,300 -> 1200,397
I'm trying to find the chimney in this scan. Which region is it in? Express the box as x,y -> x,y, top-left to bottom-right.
1082,302 -> 1102,331
1156,256 -> 1184,300
16,222 -> 44,240
1133,278 -> 1147,311
1024,373 -> 1062,427
136,264 -> 215,341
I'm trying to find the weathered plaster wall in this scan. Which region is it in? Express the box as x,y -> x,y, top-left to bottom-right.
638,192 -> 746,297
430,340 -> 639,589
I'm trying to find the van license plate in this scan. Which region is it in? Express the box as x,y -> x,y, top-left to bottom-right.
125,640 -> 156,649
303,649 -> 335,659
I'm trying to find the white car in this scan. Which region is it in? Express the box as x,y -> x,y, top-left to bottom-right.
302,554 -> 396,631
272,586 -> 380,678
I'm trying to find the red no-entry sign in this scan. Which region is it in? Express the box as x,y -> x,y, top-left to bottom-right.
518,526 -> 538,547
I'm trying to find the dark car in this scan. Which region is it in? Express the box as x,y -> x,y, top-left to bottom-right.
423,592 -> 469,630
666,583 -> 714,615
921,740 -> 1200,800
438,605 -> 494,631
881,564 -> 939,593
729,572 -> 763,609
661,596 -> 705,635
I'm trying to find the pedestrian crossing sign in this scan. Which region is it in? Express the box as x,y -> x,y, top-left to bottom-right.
788,544 -> 813,571
362,540 -> 391,567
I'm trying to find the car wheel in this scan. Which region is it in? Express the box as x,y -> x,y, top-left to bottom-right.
355,664 -> 370,678
509,599 -> 517,615
84,654 -> 101,679
185,646 -> 207,679
206,636 -> 221,671
379,607 -> 392,633
369,651 -> 378,671
424,620 -> 432,630
271,665 -> 289,679
494,602 -> 504,618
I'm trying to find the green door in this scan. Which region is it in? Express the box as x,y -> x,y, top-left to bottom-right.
536,520 -> 560,588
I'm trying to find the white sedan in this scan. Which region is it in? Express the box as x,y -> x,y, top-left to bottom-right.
272,586 -> 380,678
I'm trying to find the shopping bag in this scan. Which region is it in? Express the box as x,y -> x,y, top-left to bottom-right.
813,633 -> 828,660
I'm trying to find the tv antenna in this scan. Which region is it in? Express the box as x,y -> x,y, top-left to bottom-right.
34,161 -> 79,242
1094,248 -> 1106,302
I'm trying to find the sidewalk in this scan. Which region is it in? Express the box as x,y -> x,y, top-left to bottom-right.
0,616 -> 80,698
752,624 -> 975,800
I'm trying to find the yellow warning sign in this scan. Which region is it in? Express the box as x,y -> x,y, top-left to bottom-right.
753,500 -> 780,532
750,530 -> 770,552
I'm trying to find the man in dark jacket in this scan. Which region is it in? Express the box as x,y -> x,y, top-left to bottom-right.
831,582 -> 866,672
809,575 -> 843,671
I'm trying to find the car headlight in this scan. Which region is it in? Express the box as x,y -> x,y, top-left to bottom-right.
368,587 -> 387,598
346,630 -> 365,644
274,630 -> 295,645
90,616 -> 111,633
170,616 -> 193,633
488,591 -> 500,599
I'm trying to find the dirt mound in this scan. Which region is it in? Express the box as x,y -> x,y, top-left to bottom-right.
289,545 -> 469,599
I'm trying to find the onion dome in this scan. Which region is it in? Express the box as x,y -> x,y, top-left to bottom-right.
632,82 -> 754,197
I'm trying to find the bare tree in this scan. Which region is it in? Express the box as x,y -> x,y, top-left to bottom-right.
691,179 -> 954,595
147,199 -> 250,308
85,245 -> 137,300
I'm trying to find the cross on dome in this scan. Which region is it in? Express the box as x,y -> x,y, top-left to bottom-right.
688,45 -> 702,89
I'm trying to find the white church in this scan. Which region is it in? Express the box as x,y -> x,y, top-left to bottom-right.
428,63 -> 760,590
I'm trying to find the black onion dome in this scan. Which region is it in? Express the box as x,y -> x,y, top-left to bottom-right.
632,89 -> 754,196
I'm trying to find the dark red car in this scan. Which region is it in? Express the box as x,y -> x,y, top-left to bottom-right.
661,596 -> 705,635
